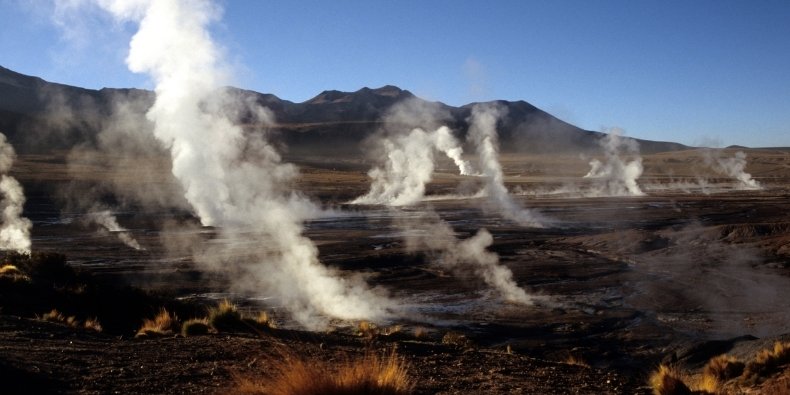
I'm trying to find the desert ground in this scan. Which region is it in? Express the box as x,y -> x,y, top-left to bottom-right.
2,147 -> 790,394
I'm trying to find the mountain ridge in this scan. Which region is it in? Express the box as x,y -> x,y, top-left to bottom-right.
0,65 -> 689,155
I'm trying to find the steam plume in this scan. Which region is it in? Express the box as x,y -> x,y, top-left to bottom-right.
353,126 -> 473,206
0,133 -> 32,254
467,104 -> 546,227
85,210 -> 143,250
397,211 -> 532,304
583,129 -> 645,196
705,150 -> 761,190
88,0 -> 393,328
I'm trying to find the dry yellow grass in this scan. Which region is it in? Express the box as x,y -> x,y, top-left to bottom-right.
356,320 -> 378,338
0,264 -> 30,282
235,350 -> 412,395
83,317 -> 103,333
136,308 -> 179,338
208,299 -> 244,332
181,318 -> 212,336
564,354 -> 590,368
649,364 -> 692,395
743,341 -> 790,382
254,311 -> 272,328
441,331 -> 473,348
412,327 -> 428,340
37,309 -> 78,327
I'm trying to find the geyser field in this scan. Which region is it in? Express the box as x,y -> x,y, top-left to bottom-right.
6,141 -> 790,392
2,1 -> 790,393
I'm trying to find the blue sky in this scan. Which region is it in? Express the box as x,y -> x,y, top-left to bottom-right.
1,0 -> 789,147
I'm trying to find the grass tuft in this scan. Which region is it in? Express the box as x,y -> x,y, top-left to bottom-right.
83,317 -> 103,333
208,299 -> 245,332
742,341 -> 790,383
703,354 -> 743,383
564,354 -> 590,368
412,327 -> 429,340
441,331 -> 474,348
234,350 -> 412,395
136,308 -> 179,338
0,264 -> 30,282
182,318 -> 212,336
37,309 -> 78,327
649,364 -> 692,395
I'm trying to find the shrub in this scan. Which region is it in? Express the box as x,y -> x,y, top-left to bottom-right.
412,327 -> 428,340
136,308 -> 179,338
743,342 -> 790,382
83,317 -> 103,333
241,310 -> 276,333
4,252 -> 74,283
356,320 -> 379,339
37,309 -> 78,327
703,354 -> 743,382
182,318 -> 212,336
208,299 -> 245,332
234,350 -> 413,395
649,365 -> 692,395
0,264 -> 30,282
441,331 -> 474,348
564,354 -> 590,368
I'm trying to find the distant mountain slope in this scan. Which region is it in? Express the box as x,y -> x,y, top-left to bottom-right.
0,65 -> 688,155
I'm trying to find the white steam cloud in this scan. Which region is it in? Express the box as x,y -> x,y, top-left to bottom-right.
397,211 -> 532,304
0,133 -> 32,254
705,150 -> 761,190
353,126 -> 473,206
85,210 -> 143,250
82,0 -> 394,328
583,129 -> 645,196
467,104 -> 546,227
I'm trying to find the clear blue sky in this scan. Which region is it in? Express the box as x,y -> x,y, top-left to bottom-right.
1,0 -> 789,147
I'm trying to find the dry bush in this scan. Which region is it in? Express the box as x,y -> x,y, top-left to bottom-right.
253,311 -> 272,327
0,264 -> 30,282
743,341 -> 790,382
356,320 -> 379,339
703,354 -> 744,383
649,365 -> 692,395
564,354 -> 590,368
412,327 -> 428,340
760,368 -> 790,395
83,317 -> 103,333
241,310 -> 275,333
37,309 -> 78,327
441,331 -> 474,348
182,318 -> 212,336
208,299 -> 245,332
234,350 -> 412,395
136,308 -> 179,338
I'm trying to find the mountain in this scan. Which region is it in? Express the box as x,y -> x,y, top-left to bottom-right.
0,65 -> 688,155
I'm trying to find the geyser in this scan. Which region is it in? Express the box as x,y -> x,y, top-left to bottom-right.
467,103 -> 546,227
85,0 -> 395,328
353,125 -> 473,206
0,133 -> 32,254
583,128 -> 645,196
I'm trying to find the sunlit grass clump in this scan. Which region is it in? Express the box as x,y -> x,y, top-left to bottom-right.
0,264 -> 30,282
650,342 -> 790,394
649,364 -> 692,395
208,299 -> 245,332
37,309 -> 78,327
742,341 -> 790,383
234,351 -> 413,395
181,318 -> 212,336
136,308 -> 180,338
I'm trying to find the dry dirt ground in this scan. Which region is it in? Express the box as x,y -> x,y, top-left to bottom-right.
2,148 -> 790,394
